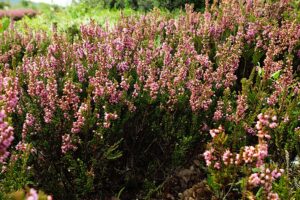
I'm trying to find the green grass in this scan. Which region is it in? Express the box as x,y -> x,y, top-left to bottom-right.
15,3 -> 140,32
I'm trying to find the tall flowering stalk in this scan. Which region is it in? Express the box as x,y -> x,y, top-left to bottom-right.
0,110 -> 14,163
203,113 -> 283,199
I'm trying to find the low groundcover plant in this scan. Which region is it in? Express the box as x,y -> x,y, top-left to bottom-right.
0,0 -> 299,199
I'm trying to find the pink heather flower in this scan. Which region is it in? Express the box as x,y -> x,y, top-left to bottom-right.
103,112 -> 118,128
1,165 -> 7,173
59,80 -> 81,112
26,188 -> 38,200
271,169 -> 284,179
235,94 -> 248,122
71,103 -> 88,134
255,121 -> 263,130
201,123 -> 209,132
222,149 -> 233,165
117,61 -> 129,72
61,134 -> 77,154
255,113 -> 275,139
269,122 -> 277,129
15,142 -> 28,152
120,77 -> 130,91
22,113 -> 35,140
209,126 -> 223,138
104,112 -> 118,121
149,81 -> 160,100
247,167 -> 283,197
245,126 -> 256,135
213,108 -> 223,121
235,154 -> 242,165
75,63 -> 86,82
203,148 -> 215,167
256,143 -> 268,167
248,173 -> 261,186
213,110 -> 223,121
1,76 -> 19,113
283,116 -> 289,123
267,96 -> 277,105
0,110 -> 14,163
267,192 -> 279,200
44,107 -> 53,124
243,146 -> 256,163
214,162 -> 221,169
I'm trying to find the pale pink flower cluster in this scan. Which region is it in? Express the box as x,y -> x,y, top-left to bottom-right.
203,148 -> 216,167
218,143 -> 268,168
103,112 -> 118,128
59,80 -> 81,113
15,141 -> 28,152
244,125 -> 256,135
248,168 -> 284,199
0,74 -> 19,113
0,110 -> 14,163
222,149 -> 234,165
26,188 -> 52,200
61,134 -> 77,154
267,86 -> 280,106
22,113 -> 35,140
44,79 -> 58,123
213,100 -> 224,121
242,146 -> 256,163
89,70 -> 106,101
26,188 -> 38,200
256,113 -> 278,139
75,63 -> 86,82
27,77 -> 58,124
204,112 -> 284,197
235,94 -> 248,122
71,103 -> 88,134
209,125 -> 224,138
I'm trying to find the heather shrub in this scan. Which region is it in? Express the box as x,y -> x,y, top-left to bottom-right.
81,0 -> 206,11
0,9 -> 37,21
203,70 -> 300,199
0,0 -> 299,199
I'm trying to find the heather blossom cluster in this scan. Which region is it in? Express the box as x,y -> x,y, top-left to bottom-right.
22,113 -> 35,140
203,113 -> 284,198
61,134 -> 77,154
103,112 -> 118,128
204,114 -> 279,168
0,110 -> 14,163
71,103 -> 88,134
25,188 -> 52,200
0,73 -> 19,114
248,167 -> 284,200
62,102 -> 89,153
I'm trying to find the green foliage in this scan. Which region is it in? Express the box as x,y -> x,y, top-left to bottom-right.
80,0 -> 206,11
16,4 -> 139,32
0,17 -> 10,33
0,147 -> 32,197
154,0 -> 206,11
0,2 -> 10,9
